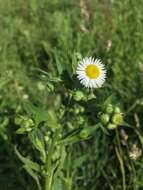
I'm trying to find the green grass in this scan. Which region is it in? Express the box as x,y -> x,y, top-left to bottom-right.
0,0 -> 143,190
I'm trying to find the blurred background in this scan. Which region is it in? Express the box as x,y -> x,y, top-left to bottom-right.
0,0 -> 143,189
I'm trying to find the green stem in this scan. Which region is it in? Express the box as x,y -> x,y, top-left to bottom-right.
66,151 -> 72,190
126,144 -> 137,190
44,130 -> 59,190
126,98 -> 143,114
115,128 -> 126,190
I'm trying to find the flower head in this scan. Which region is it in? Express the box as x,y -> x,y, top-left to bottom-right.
112,113 -> 123,125
76,57 -> 106,88
129,144 -> 142,160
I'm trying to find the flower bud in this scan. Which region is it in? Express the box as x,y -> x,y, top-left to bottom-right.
37,81 -> 46,91
67,122 -> 74,129
14,117 -> 22,125
77,116 -> 84,125
44,135 -> 50,142
100,114 -> 110,125
25,127 -> 32,132
79,129 -> 89,139
47,83 -> 54,92
107,123 -> 117,130
112,114 -> 123,125
78,106 -> 85,113
23,118 -> 34,130
27,118 -> 34,127
106,104 -> 114,114
75,108 -> 80,114
73,91 -> 85,101
114,107 -> 121,114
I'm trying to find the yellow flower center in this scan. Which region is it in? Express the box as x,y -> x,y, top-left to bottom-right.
85,64 -> 100,79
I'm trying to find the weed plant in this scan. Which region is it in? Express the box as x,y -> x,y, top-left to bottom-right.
0,0 -> 143,190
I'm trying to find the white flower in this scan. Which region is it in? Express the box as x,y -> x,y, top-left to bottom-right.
76,57 -> 106,88
129,144 -> 142,160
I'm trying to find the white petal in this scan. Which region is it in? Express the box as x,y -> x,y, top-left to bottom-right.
76,57 -> 106,88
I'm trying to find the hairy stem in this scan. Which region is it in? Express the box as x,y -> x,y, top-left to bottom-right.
44,130 -> 59,190
115,128 -> 126,190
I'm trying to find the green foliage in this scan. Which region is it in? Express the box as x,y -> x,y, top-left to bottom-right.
0,0 -> 143,190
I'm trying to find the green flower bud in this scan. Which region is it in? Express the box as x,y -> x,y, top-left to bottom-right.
112,114 -> 123,125
59,107 -> 65,117
114,107 -> 121,114
107,123 -> 117,130
75,108 -> 80,114
67,122 -> 74,129
75,52 -> 82,61
14,117 -> 22,125
2,118 -> 9,126
97,112 -> 102,118
27,118 -> 34,127
79,129 -> 89,139
25,128 -> 32,132
44,135 -> 50,142
15,105 -> 22,113
106,104 -> 114,114
23,118 -> 34,130
77,116 -> 84,125
73,91 -> 85,101
100,114 -> 110,125
47,83 -> 54,92
37,81 -> 46,91
74,105 -> 85,114
78,106 -> 84,113
79,106 -> 85,113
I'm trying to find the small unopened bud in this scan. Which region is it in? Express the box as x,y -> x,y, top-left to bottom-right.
23,94 -> 29,100
47,83 -> 54,92
25,128 -> 32,132
23,118 -> 34,130
100,114 -> 110,125
78,116 -> 84,125
107,123 -> 117,130
79,129 -> 89,139
106,104 -> 114,114
44,135 -> 50,142
75,108 -> 80,114
27,119 -> 34,126
37,81 -> 45,91
114,107 -> 121,114
112,114 -> 123,125
79,106 -> 85,113
14,117 -> 22,125
73,91 -> 85,101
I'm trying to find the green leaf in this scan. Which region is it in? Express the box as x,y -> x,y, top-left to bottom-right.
103,95 -> 113,107
57,136 -> 80,146
23,165 -> 41,190
122,121 -> 132,128
35,109 -> 58,128
15,147 -> 41,190
14,146 -> 40,172
73,154 -> 88,169
29,130 -> 46,163
53,48 -> 65,75
87,124 -> 101,134
99,124 -> 110,135
16,127 -> 27,134
24,103 -> 59,127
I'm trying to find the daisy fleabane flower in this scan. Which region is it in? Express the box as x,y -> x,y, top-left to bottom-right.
76,57 -> 106,88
